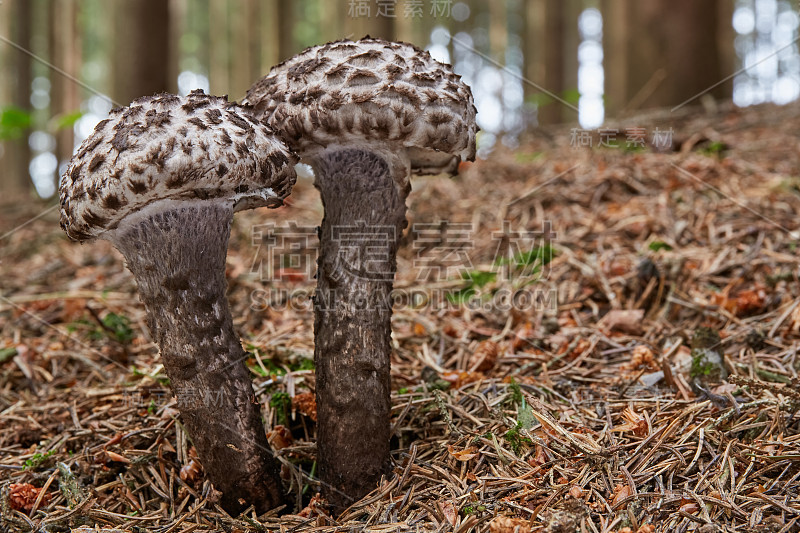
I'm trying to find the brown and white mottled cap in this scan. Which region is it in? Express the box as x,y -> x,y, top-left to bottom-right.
243,37 -> 477,179
59,90 -> 298,241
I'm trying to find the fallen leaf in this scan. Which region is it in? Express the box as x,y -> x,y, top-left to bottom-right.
275,267 -> 307,283
790,304 -> 800,333
600,309 -> 644,335
62,298 -> 87,322
711,285 -> 767,317
611,407 -> 649,437
441,370 -> 485,388
611,484 -> 631,506
292,392 -> 317,421
442,322 -> 460,338
510,322 -> 536,352
104,450 -> 130,464
447,444 -> 479,461
267,425 -> 293,450
569,485 -> 584,498
469,340 -> 499,372
298,493 -> 329,518
439,500 -> 458,526
604,258 -> 632,277
489,515 -> 531,533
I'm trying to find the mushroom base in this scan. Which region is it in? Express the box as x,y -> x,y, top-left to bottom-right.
111,201 -> 285,514
313,149 -> 408,512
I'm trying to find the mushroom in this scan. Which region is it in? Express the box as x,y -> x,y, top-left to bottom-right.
59,90 -> 297,513
243,38 -> 477,509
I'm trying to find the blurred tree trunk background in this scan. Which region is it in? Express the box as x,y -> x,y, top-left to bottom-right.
2,0 -> 33,197
111,0 -> 173,104
603,0 -> 732,115
50,0 -> 81,168
0,0 -> 795,196
524,1 -> 580,125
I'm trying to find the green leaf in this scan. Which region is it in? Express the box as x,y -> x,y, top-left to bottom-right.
24,449 -> 55,471
0,347 -> 17,364
526,92 -> 554,108
269,392 -> 292,426
463,270 -> 497,288
514,151 -> 544,164
52,110 -> 85,131
446,287 -> 476,305
648,241 -> 673,252
0,106 -> 33,140
291,357 -> 315,372
102,312 -> 134,344
246,348 -> 292,377
503,422 -> 532,454
496,245 -> 556,268
507,379 -> 523,406
561,88 -> 581,106
515,245 -> 555,268
699,140 -> 726,156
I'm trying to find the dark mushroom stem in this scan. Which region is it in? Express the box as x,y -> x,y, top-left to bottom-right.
111,201 -> 285,514
312,149 -> 408,511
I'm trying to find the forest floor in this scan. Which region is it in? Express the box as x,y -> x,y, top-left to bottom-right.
2,101 -> 800,533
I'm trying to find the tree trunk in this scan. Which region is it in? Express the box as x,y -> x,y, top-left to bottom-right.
603,0 -> 725,115
259,0 -> 280,74
1,0 -> 34,197
208,0 -> 230,96
489,0 -> 506,64
716,0 -> 736,98
112,0 -> 172,104
319,0 -> 346,43
312,149 -> 407,513
169,0 -> 187,95
278,0 -> 296,61
230,0 -> 258,100
601,0 -> 628,116
402,0 -> 434,49
394,0 -> 414,44
50,0 -> 81,172
523,0 -> 579,125
345,0 -> 394,41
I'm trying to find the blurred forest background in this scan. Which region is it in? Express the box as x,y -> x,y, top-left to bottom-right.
0,0 -> 797,200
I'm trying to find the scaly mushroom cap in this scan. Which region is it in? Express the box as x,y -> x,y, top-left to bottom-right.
243,37 -> 477,177
59,90 -> 298,241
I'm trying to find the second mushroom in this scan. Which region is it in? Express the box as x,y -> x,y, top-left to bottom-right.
244,38 -> 477,510
60,91 -> 297,513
